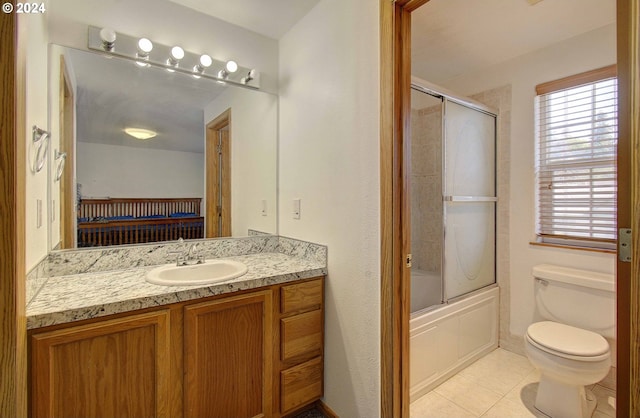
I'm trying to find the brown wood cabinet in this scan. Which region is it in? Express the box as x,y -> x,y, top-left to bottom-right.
29,277 -> 324,418
275,279 -> 325,416
184,290 -> 273,418
30,310 -> 171,418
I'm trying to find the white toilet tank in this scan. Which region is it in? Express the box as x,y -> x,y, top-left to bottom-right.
532,264 -> 615,338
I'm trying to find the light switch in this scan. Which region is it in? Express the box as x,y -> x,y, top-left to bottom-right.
293,198 -> 301,219
261,199 -> 267,216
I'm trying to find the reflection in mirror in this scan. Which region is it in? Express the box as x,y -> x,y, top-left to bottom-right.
48,45 -> 277,250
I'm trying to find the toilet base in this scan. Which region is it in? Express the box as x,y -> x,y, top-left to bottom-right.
535,375 -> 597,418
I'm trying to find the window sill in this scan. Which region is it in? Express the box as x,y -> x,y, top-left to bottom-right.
529,241 -> 616,254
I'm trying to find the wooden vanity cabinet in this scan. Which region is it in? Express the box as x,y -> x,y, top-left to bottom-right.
30,310 -> 171,418
183,290 -> 273,418
29,277 -> 324,418
275,278 -> 324,416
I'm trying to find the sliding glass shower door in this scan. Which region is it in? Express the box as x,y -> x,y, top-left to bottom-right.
442,99 -> 496,300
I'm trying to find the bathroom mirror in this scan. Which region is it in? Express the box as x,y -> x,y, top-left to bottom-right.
47,44 -> 278,250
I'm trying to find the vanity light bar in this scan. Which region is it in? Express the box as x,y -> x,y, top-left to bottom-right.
87,26 -> 260,89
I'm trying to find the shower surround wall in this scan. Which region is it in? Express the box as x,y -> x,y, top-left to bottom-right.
410,104 -> 443,275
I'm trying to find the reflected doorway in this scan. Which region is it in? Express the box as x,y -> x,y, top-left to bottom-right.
205,109 -> 231,237
59,57 -> 75,249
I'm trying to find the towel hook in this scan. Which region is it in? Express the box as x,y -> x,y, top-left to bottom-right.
31,125 -> 51,173
54,150 -> 67,182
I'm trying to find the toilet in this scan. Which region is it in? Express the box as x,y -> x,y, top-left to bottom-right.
524,264 -> 615,418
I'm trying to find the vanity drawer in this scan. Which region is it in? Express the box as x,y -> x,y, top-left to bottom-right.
280,356 -> 323,414
281,309 -> 322,363
280,278 -> 323,314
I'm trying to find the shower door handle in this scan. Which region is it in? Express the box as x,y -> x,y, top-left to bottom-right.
443,196 -> 497,202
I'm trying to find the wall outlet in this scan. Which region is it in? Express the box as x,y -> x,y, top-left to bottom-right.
261,199 -> 267,216
293,198 -> 301,220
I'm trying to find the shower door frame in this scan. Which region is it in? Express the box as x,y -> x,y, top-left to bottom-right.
410,82 -> 498,306
441,97 -> 497,302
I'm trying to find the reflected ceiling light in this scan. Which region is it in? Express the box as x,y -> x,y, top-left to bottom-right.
124,128 -> 157,140
99,28 -> 116,51
218,60 -> 238,79
241,69 -> 257,85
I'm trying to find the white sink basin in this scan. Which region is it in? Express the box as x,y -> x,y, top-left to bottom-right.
146,260 -> 248,286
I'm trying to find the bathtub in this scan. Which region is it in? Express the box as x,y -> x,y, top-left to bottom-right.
410,285 -> 499,401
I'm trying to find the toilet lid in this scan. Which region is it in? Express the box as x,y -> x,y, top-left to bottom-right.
527,321 -> 609,357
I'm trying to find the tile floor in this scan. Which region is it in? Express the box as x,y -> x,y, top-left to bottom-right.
410,348 -> 616,418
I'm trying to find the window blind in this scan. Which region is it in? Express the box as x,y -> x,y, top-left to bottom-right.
535,69 -> 618,247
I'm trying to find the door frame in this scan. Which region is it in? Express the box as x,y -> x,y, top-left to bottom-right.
0,11 -> 27,417
59,56 -> 75,249
379,0 -> 640,417
205,109 -> 232,238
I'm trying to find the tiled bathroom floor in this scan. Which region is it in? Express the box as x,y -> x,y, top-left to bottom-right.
410,348 -> 616,418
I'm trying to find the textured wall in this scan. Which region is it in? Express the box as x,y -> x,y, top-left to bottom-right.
278,0 -> 381,415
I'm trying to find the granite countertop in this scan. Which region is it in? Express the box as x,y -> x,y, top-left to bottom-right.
27,252 -> 327,330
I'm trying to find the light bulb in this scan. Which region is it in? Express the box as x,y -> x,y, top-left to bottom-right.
225,60 -> 238,73
137,38 -> 153,56
99,28 -> 116,50
171,46 -> 184,60
194,54 -> 212,74
199,54 -> 212,68
167,46 -> 184,69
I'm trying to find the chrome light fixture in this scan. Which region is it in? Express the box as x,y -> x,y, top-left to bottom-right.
241,69 -> 257,85
137,38 -> 153,58
218,60 -> 238,79
88,26 -> 261,88
99,27 -> 116,51
167,46 -> 184,69
135,38 -> 153,67
194,54 -> 212,74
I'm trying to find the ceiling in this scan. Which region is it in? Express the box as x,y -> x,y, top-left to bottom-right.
166,0 -> 321,40
412,0 -> 616,84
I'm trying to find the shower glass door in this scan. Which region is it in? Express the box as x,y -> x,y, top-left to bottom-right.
442,99 -> 496,300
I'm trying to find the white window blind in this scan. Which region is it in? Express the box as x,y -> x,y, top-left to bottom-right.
535,67 -> 618,248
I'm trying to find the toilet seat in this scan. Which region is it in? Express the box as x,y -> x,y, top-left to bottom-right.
526,321 -> 610,361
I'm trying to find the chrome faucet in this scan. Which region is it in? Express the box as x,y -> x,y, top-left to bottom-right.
168,239 -> 205,266
185,243 -> 204,265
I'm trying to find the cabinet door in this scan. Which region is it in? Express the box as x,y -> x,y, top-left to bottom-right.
30,310 -> 171,418
184,290 -> 273,418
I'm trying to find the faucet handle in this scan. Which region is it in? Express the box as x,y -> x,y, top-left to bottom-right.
167,250 -> 185,266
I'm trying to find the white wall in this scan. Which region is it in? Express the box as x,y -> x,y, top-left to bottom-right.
20,13 -> 49,270
278,0 -> 380,415
76,142 -> 203,201
204,88 -> 278,236
440,24 -> 617,337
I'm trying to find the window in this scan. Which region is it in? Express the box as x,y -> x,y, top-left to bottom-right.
535,65 -> 617,250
